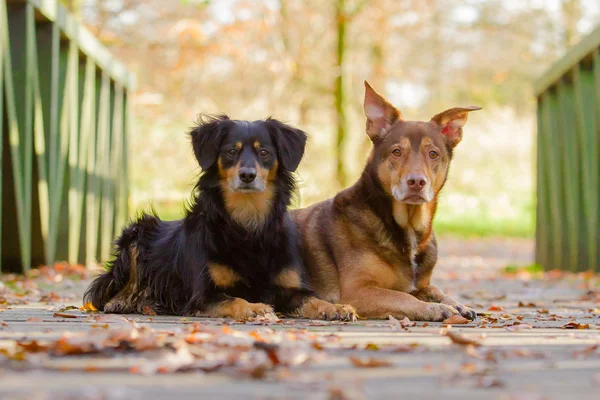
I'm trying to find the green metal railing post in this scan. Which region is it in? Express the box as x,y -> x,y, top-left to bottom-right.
535,25 -> 600,272
1,0 -> 133,273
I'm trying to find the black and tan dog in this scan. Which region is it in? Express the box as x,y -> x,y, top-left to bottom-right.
85,115 -> 356,321
293,82 -> 481,321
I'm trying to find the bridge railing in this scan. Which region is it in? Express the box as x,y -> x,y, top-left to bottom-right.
1,0 -> 134,273
534,25 -> 600,272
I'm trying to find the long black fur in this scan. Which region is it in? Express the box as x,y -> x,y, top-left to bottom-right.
84,115 -> 315,316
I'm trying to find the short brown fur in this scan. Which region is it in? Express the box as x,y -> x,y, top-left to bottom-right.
293,82 -> 481,321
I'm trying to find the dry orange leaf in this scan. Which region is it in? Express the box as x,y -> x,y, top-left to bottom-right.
443,315 -> 469,325
349,356 -> 392,368
26,317 -> 42,322
80,302 -> 98,312
561,321 -> 590,330
487,305 -> 504,312
53,312 -> 78,319
444,331 -> 482,347
142,305 -> 157,316
17,340 -> 48,353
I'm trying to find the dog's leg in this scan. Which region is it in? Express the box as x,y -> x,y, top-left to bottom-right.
344,286 -> 460,321
271,267 -> 357,321
103,245 -> 142,314
292,297 -> 357,321
412,285 -> 477,320
195,296 -> 275,319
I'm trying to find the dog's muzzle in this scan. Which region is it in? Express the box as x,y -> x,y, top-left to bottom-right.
392,174 -> 434,204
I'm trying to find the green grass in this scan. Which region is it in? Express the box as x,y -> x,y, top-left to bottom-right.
433,216 -> 534,238
141,201 -> 535,238
503,263 -> 543,274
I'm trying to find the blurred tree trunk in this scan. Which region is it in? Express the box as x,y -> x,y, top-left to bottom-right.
334,0 -> 348,188
561,0 -> 582,48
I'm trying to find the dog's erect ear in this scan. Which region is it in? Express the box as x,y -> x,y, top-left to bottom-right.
190,114 -> 231,170
266,119 -> 307,172
431,106 -> 482,148
364,81 -> 402,141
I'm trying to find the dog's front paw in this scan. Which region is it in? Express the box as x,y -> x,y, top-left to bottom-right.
297,298 -> 358,321
323,303 -> 358,321
454,303 -> 477,320
249,302 -> 276,317
104,298 -> 134,314
423,303 -> 460,322
197,298 -> 275,319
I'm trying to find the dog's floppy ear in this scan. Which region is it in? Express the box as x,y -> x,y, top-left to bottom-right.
431,106 -> 482,148
364,81 -> 402,142
190,114 -> 231,170
266,118 -> 307,172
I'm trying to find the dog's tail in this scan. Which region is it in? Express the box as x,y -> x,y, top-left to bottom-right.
83,220 -> 145,311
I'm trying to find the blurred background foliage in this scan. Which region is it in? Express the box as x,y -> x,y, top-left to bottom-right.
62,0 -> 600,237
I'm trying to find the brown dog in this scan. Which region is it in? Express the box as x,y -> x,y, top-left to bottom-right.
293,82 -> 481,321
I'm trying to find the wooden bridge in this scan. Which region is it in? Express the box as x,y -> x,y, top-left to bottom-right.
1,0 -> 134,273
535,25 -> 600,273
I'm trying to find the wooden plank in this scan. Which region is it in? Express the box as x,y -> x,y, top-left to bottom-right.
68,57 -> 94,264
556,79 -> 580,272
541,91 -> 564,270
27,1 -> 49,267
96,72 -> 111,261
85,69 -> 102,267
535,24 -> 600,95
0,0 -> 4,272
593,50 -> 600,270
2,2 -> 32,272
573,63 -> 598,272
535,102 -> 549,270
110,84 -> 124,238
34,18 -> 56,266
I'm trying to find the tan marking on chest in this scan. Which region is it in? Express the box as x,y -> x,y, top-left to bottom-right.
208,263 -> 241,288
274,268 -> 302,289
222,185 -> 274,230
392,202 -> 431,233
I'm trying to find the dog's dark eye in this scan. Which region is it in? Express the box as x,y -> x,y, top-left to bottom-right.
392,149 -> 401,157
227,149 -> 237,156
259,149 -> 269,158
429,150 -> 439,159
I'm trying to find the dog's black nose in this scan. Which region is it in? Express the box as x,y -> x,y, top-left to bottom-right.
407,174 -> 428,191
239,167 -> 257,183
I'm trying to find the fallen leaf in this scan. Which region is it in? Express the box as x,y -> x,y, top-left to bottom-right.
487,305 -> 504,312
17,340 -> 49,353
561,321 -> 590,330
504,323 -> 533,332
142,305 -> 157,316
365,343 -> 380,351
53,312 -> 78,319
443,315 -> 469,325
573,344 -> 599,358
518,301 -> 537,308
349,356 -> 392,368
80,302 -> 98,312
444,331 -> 482,347
26,317 -> 42,322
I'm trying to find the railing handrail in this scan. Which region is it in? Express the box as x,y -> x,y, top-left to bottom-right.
7,0 -> 135,89
534,24 -> 600,96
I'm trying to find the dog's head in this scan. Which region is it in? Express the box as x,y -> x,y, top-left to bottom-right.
191,115 -> 307,192
190,115 -> 307,228
363,81 -> 481,204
